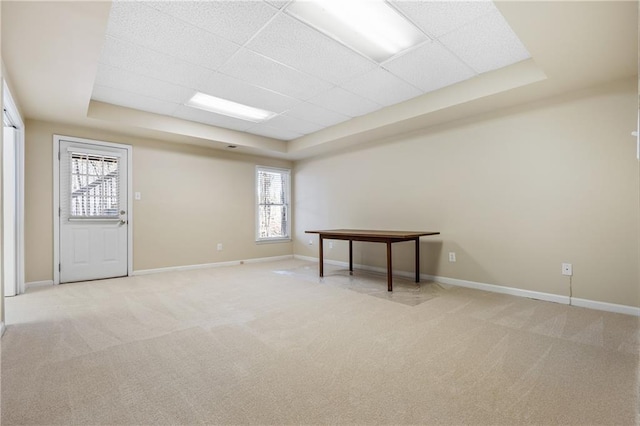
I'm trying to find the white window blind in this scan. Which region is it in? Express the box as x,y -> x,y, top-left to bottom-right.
69,152 -> 120,218
256,166 -> 290,241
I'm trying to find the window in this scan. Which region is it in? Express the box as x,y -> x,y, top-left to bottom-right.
70,152 -> 120,218
256,166 -> 290,241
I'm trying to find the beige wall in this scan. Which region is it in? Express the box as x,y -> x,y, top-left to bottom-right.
294,78 -> 639,308
25,120 -> 292,282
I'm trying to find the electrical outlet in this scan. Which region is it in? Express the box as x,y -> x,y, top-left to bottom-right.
217,243 -> 223,251
308,239 -> 313,245
329,242 -> 333,249
562,263 -> 572,276
448,252 -> 456,262
135,192 -> 141,200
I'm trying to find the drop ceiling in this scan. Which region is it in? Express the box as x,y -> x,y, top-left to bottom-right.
94,0 -> 530,141
1,1 -> 637,160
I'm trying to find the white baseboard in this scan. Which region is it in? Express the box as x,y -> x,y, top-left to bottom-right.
25,280 -> 54,290
293,255 -> 638,316
133,255 -> 294,276
424,274 -> 570,305
570,298 -> 640,316
1,322 -> 5,337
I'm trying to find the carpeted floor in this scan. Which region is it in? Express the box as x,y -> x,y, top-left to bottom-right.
1,259 -> 638,425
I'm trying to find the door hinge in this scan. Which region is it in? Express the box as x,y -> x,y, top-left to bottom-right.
58,263 -> 61,272
58,151 -> 60,160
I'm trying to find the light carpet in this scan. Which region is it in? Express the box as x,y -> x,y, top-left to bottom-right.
1,259 -> 638,425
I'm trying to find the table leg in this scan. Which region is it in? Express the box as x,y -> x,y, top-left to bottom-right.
319,236 -> 324,277
415,237 -> 420,283
349,240 -> 353,275
387,241 -> 393,292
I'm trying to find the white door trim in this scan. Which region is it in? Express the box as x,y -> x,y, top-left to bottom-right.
53,135 -> 133,285
3,80 -> 25,295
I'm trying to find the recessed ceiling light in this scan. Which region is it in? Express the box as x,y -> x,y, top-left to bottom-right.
186,92 -> 277,123
286,0 -> 427,63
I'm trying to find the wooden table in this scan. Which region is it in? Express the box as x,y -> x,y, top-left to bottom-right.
305,229 -> 440,292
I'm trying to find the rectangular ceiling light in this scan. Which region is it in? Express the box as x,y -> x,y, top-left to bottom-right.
286,0 -> 427,63
186,92 -> 277,123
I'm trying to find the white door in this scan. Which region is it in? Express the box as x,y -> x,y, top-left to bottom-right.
59,140 -> 128,283
3,127 -> 17,296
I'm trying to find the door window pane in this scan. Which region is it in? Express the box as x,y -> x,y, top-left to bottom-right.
70,153 -> 120,218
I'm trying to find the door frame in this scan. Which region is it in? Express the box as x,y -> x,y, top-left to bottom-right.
3,80 -> 25,295
53,135 -> 133,285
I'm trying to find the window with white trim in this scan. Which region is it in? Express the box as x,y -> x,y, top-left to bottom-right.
256,166 -> 290,241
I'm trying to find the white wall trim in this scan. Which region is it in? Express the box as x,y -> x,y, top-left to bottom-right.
3,80 -> 26,295
133,255 -> 294,276
25,280 -> 54,290
293,255 -> 639,316
1,322 -> 5,337
570,298 -> 640,316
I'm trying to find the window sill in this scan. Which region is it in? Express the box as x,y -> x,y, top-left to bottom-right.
255,238 -> 291,245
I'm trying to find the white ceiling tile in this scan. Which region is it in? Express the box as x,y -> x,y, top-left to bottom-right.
340,68 -> 422,107
197,71 -> 300,114
285,102 -> 350,127
265,0 -> 291,10
391,0 -> 496,38
383,41 -> 475,93
219,49 -> 334,101
246,13 -> 377,84
172,105 -> 253,131
439,9 -> 531,74
147,1 -> 278,45
99,37 -> 211,89
106,1 -> 240,71
245,124 -> 303,141
308,87 -> 382,118
94,64 -> 194,104
264,114 -> 324,135
92,85 -> 179,116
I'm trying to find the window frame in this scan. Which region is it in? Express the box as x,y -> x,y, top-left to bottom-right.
255,165 -> 291,243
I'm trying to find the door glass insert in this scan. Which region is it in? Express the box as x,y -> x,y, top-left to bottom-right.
70,152 -> 119,218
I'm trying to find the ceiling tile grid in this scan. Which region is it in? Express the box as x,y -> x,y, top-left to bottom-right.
172,105 -> 254,132
217,48 -> 334,101
195,71 -> 300,114
382,41 -> 476,93
245,13 -> 378,85
146,1 -> 279,45
92,85 -> 179,117
389,0 -> 497,39
262,114 -> 326,136
94,64 -> 194,104
93,0 -> 532,140
339,68 -> 423,107
438,9 -> 531,74
99,37 -> 212,90
106,1 -> 241,71
284,102 -> 351,128
245,123 -> 304,141
308,87 -> 382,118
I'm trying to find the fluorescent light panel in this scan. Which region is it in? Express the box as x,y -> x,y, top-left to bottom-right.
186,92 -> 276,123
286,0 -> 427,63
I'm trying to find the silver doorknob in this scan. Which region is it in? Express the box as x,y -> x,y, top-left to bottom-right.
119,219 -> 127,225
